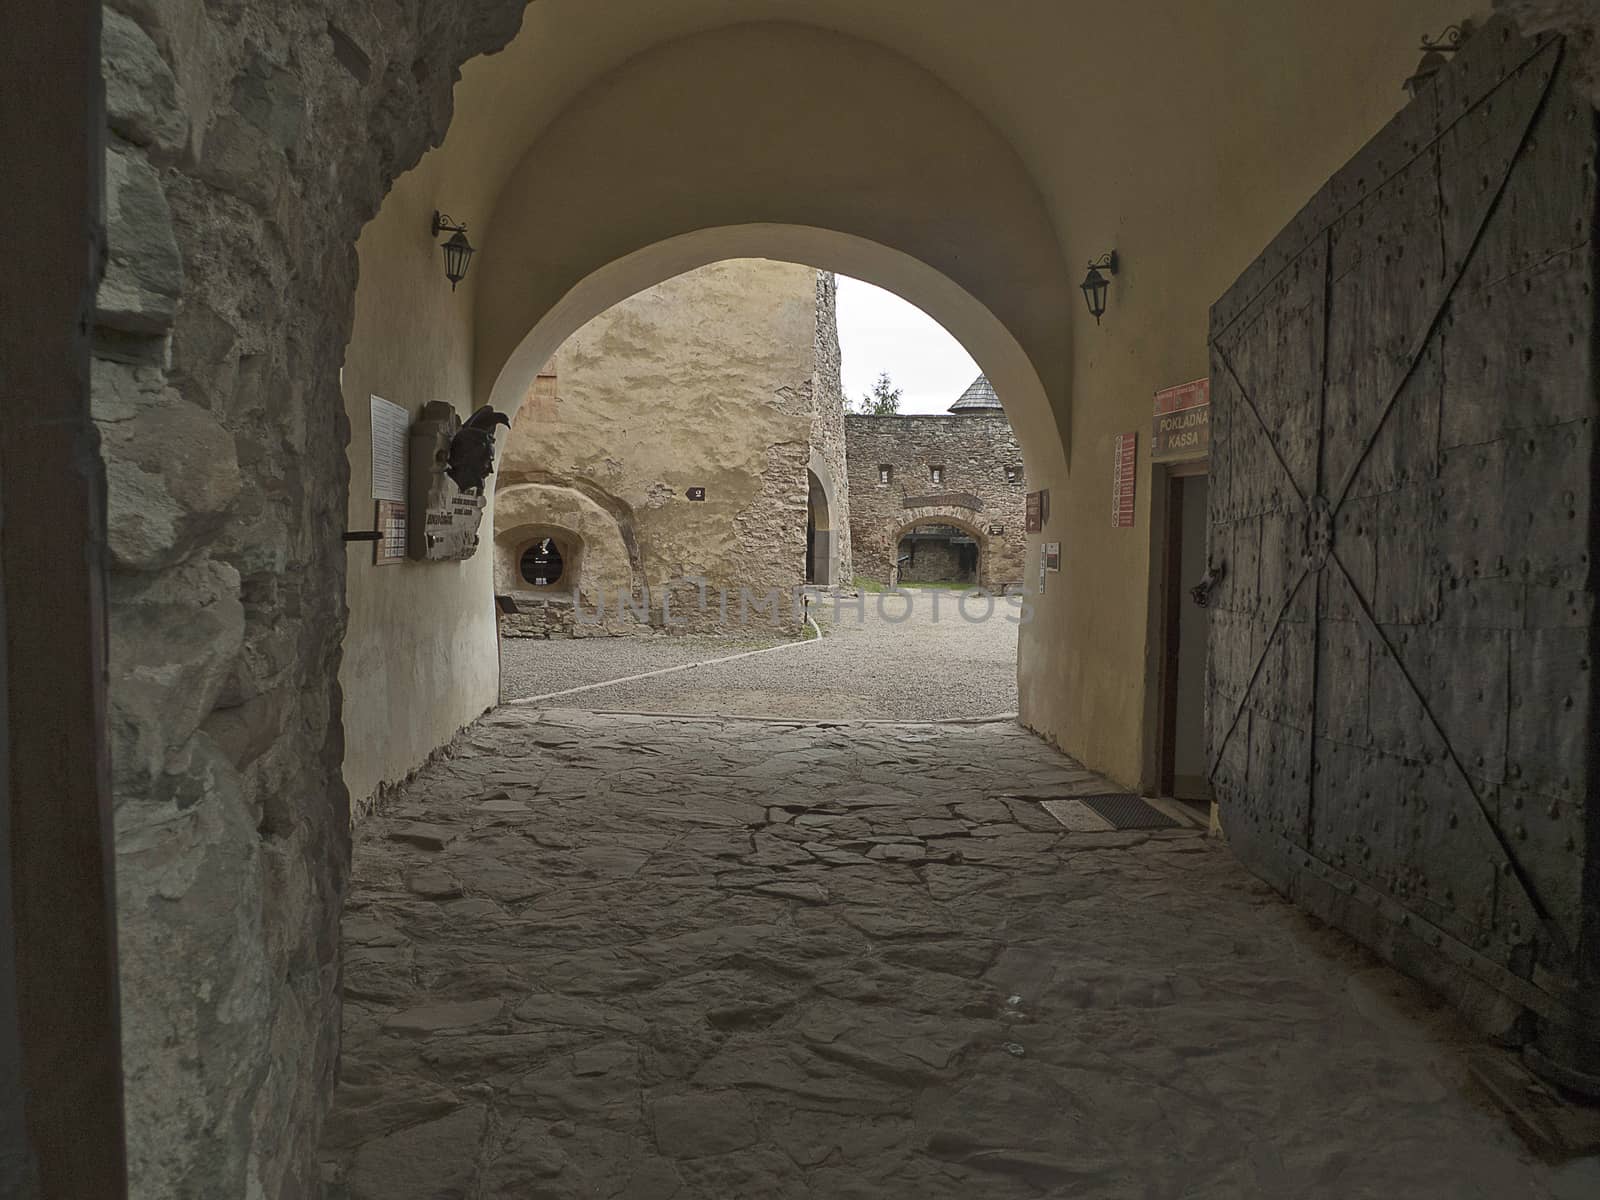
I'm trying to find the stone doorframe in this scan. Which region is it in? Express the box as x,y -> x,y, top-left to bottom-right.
892,508 -> 991,591
1,4 -> 126,1195
807,451 -> 841,586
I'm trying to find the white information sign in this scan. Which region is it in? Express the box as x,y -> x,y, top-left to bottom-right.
370,395 -> 410,502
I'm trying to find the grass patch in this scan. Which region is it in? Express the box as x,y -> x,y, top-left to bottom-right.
851,576 -> 978,593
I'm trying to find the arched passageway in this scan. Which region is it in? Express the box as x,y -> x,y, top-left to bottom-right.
43,2 -> 1597,1196
895,520 -> 982,587
806,466 -> 833,585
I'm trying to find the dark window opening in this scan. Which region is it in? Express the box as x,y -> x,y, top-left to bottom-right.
520,538 -> 566,587
878,464 -> 893,484
930,465 -> 944,485
1005,464 -> 1022,483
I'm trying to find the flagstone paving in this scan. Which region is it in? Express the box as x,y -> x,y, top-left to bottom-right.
319,707 -> 1585,1199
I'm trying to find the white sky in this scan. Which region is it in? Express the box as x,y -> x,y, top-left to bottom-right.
836,275 -> 979,415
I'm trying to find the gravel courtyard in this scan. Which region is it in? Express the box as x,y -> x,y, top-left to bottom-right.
499,587 -> 1021,720
320,707 -> 1589,1199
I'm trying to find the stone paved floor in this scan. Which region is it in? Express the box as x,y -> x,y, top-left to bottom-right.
499,587 -> 1019,719
320,708 -> 1586,1199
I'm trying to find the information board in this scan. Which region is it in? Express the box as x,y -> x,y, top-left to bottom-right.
370,395 -> 409,502
1112,432 -> 1137,528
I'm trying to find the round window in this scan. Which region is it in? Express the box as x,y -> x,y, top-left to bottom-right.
519,538 -> 566,587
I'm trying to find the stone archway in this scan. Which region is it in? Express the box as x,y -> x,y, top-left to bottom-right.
806,452 -> 841,586
891,510 -> 992,590
80,3 -> 1593,1196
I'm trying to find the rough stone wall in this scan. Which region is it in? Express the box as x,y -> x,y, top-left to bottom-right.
845,414 -> 1028,589
497,260 -> 819,636
91,2 -> 526,1196
809,271 -> 854,581
899,536 -> 974,583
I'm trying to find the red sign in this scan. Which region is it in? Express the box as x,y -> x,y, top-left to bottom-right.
1151,378 -> 1211,461
1153,377 -> 1209,416
1111,432 -> 1137,528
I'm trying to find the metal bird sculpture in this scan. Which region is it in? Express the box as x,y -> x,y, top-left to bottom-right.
446,405 -> 511,495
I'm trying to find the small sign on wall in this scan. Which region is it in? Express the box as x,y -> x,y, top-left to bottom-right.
1151,378 -> 1211,462
1025,489 -> 1050,533
685,487 -> 707,501
374,500 -> 407,566
1112,432 -> 1137,528
1044,541 -> 1061,572
370,395 -> 409,502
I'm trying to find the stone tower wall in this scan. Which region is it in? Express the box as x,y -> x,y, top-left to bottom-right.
496,259 -> 844,635
809,271 -> 854,583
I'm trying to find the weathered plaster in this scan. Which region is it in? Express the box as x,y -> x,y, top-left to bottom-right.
497,260 -> 829,632
493,482 -> 635,604
338,152 -> 500,813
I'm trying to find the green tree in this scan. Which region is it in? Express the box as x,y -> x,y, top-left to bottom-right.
855,371 -> 902,415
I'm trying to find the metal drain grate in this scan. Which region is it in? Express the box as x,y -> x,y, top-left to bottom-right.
1077,793 -> 1180,831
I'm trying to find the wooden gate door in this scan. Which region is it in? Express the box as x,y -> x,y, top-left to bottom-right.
1206,21 -> 1598,1086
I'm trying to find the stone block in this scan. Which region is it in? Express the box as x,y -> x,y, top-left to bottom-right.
95,384 -> 241,571
649,1091 -> 758,1158
96,144 -> 181,336
103,9 -> 189,155
344,1105 -> 487,1200
108,556 -> 245,790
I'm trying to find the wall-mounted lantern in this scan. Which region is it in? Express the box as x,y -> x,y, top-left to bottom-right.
431,211 -> 476,291
1080,251 -> 1118,325
1404,22 -> 1473,97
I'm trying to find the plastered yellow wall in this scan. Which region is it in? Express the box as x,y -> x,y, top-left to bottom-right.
1023,2 -> 1471,786
339,154 -> 499,809
342,0 -> 1474,799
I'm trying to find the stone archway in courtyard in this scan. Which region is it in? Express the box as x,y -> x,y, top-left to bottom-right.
806,459 -> 837,586
891,511 -> 991,590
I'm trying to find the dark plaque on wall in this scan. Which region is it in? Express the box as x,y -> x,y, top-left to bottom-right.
408,400 -> 489,561
685,487 -> 707,501
1025,489 -> 1049,532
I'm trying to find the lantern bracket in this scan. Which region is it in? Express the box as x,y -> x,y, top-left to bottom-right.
1419,23 -> 1470,53
432,211 -> 468,237
1086,250 -> 1118,276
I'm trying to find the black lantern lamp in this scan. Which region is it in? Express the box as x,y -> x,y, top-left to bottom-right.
1080,251 -> 1118,325
431,211 -> 476,291
1404,22 -> 1472,98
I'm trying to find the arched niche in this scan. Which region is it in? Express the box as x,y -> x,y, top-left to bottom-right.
493,483 -> 633,603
